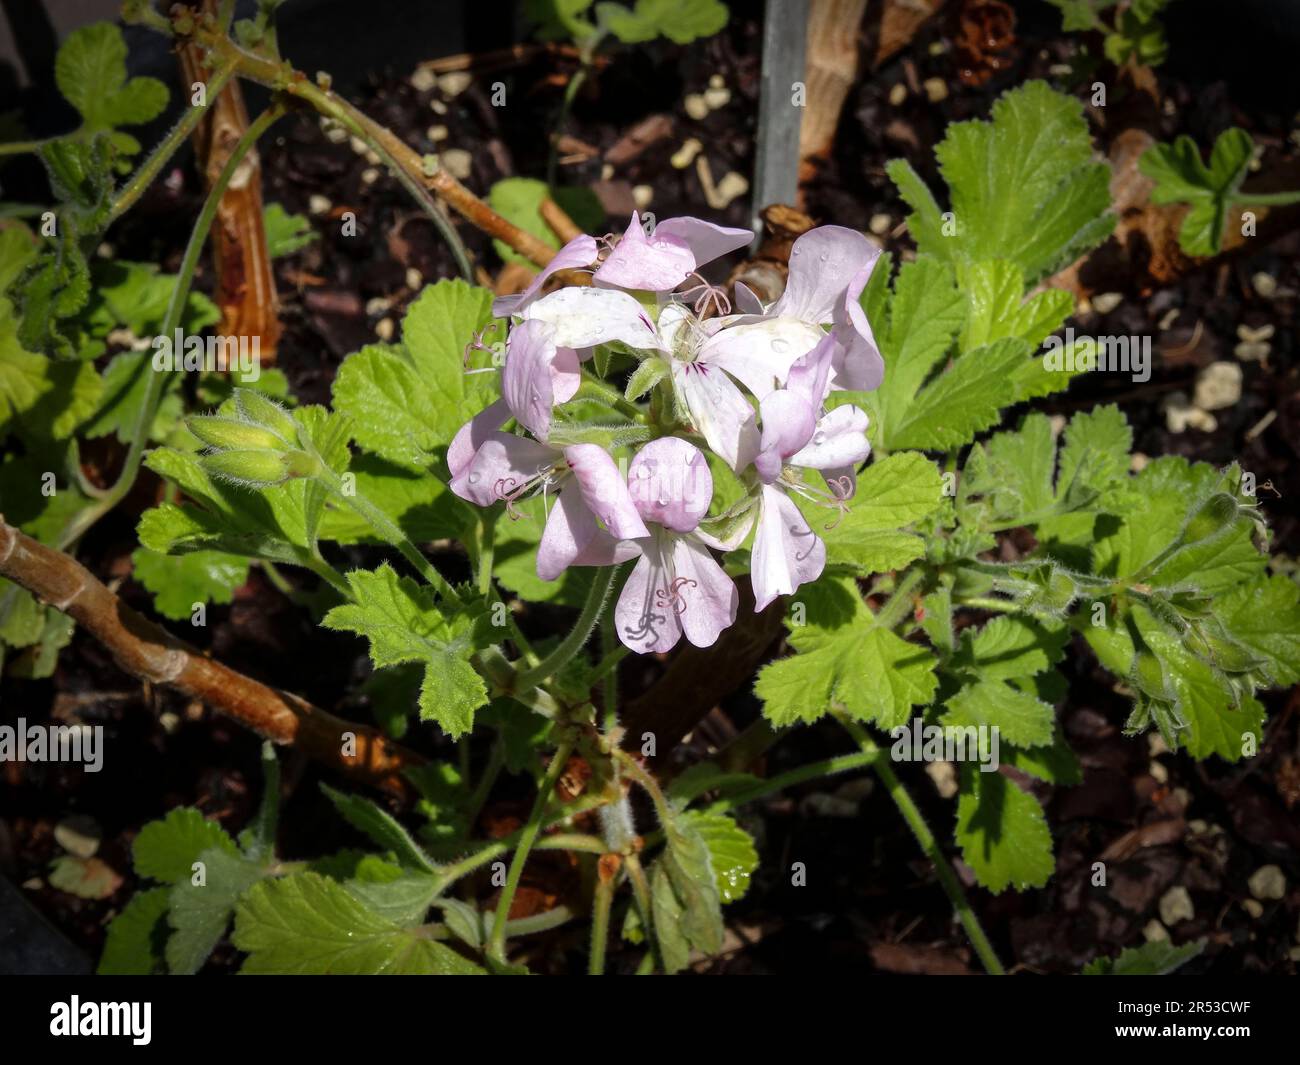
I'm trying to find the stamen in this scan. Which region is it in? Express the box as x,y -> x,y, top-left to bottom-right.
462,322 -> 502,369
783,471 -> 852,530
655,576 -> 698,615
493,462 -> 564,519
678,271 -> 731,319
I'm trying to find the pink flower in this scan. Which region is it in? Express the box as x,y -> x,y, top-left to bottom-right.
613,437 -> 738,654
451,436 -> 648,581
741,334 -> 873,610
491,234 -> 599,319
593,212 -> 752,293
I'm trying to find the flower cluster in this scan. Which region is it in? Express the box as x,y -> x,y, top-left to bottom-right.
449,213 -> 883,654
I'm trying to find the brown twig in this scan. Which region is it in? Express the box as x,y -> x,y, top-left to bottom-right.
179,6 -> 282,360
0,517 -> 424,801
539,197 -> 583,244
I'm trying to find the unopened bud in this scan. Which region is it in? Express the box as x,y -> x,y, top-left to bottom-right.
188,416 -> 287,452
1181,493 -> 1238,545
234,389 -> 299,443
200,450 -> 294,487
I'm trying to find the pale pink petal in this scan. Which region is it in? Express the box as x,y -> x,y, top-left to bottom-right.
732,280 -> 765,315
563,443 -> 649,540
501,320 -> 559,440
593,213 -> 695,292
789,404 -> 871,471
492,234 -> 598,318
673,360 -> 759,472
698,317 -> 824,399
829,262 -> 885,391
755,389 -> 817,484
772,226 -> 879,325
615,538 -> 682,654
447,398 -> 509,479
670,535 -> 738,648
784,329 -> 839,408
450,432 -> 556,507
653,216 -> 753,271
751,483 -> 826,611
523,287 -> 660,350
628,436 -> 713,532
552,346 -> 582,403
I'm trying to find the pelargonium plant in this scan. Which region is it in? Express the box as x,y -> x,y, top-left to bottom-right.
1,4 -> 1296,980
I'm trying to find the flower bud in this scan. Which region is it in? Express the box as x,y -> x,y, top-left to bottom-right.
1181,493 -> 1238,545
188,416 -> 287,453
234,389 -> 300,443
200,450 -> 295,487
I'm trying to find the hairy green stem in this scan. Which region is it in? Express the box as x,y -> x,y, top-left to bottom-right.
488,738 -> 576,961
841,719 -> 1006,976
108,61 -> 238,223
588,866 -> 616,975
875,567 -> 926,630
513,564 -> 619,694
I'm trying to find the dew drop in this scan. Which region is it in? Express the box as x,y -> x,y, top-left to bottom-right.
813,430 -> 827,445
468,472 -> 480,484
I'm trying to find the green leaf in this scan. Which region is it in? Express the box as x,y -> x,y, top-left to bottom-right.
756,577 -> 938,729
802,451 -> 942,572
955,259 -> 1073,352
97,887 -> 170,975
596,0 -> 728,44
1214,574 -> 1300,687
889,80 -> 1114,283
486,177 -> 605,265
1130,604 -> 1263,761
132,807 -> 239,884
954,764 -> 1053,893
233,872 -> 485,974
130,546 -> 249,621
682,812 -> 758,904
0,298 -> 102,442
321,564 -> 488,737
55,23 -> 168,138
955,615 -> 1069,679
320,783 -> 437,873
166,846 -> 270,974
1083,938 -> 1204,975
332,281 -> 498,467
263,202 -> 318,257
1140,129 -> 1254,256
943,680 -> 1055,747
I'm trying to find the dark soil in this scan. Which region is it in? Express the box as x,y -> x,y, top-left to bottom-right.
2,0 -> 1298,975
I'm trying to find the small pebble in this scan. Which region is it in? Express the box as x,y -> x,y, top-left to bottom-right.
54,815 -> 101,859
1252,271 -> 1278,298
1235,340 -> 1270,362
1290,946 -> 1300,962
360,167 -> 380,186
1162,392 -> 1217,433
1158,307 -> 1180,330
1193,361 -> 1243,411
1092,291 -> 1123,314
159,711 -> 180,734
1149,760 -> 1169,784
365,297 -> 390,317
923,77 -> 948,103
925,761 -> 957,799
96,242 -> 114,259
408,67 -> 437,93
709,74 -> 725,89
429,98 -> 448,116
703,85 -> 731,110
323,124 -> 348,145
1248,864 -> 1286,901
405,268 -> 423,291
889,83 -> 908,106
1130,451 -> 1150,471
671,138 -> 703,169
684,93 -> 710,121
1142,919 -> 1170,942
375,317 -> 395,341
308,194 -> 332,216
632,184 -> 654,210
349,135 -> 367,156
441,149 -> 473,180
869,213 -> 892,235
711,171 -> 749,209
437,71 -> 472,97
427,124 -> 449,143
1148,733 -> 1170,756
1242,898 -> 1264,919
928,41 -> 948,56
1159,885 -> 1194,925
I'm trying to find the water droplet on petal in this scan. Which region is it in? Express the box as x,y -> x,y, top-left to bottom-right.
468,472 -> 480,484
813,430 -> 827,445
